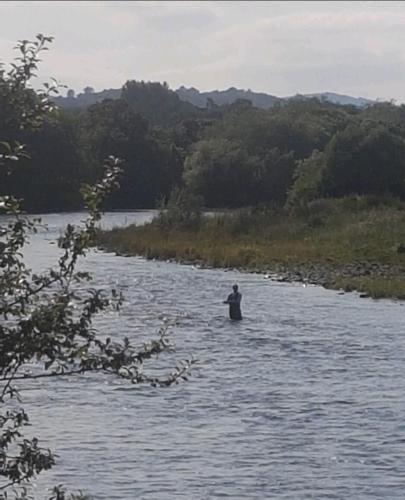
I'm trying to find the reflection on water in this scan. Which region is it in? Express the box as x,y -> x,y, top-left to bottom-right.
3,212 -> 405,499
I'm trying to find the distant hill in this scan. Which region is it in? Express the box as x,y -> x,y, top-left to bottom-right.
52,87 -> 121,109
176,86 -> 281,109
175,87 -> 373,109
53,85 -> 373,110
291,92 -> 373,108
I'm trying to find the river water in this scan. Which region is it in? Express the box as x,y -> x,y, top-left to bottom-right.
6,212 -> 405,499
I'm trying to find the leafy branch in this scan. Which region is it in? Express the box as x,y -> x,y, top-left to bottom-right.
0,35 -> 193,499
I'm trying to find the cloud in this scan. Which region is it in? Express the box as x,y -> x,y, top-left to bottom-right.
1,0 -> 404,101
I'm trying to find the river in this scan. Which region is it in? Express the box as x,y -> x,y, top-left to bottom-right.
6,212 -> 405,499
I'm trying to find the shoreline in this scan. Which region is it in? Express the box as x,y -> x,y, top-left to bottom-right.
101,246 -> 405,301
96,204 -> 405,301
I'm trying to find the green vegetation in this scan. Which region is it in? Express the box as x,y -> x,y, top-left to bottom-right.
4,35 -> 405,215
98,197 -> 405,299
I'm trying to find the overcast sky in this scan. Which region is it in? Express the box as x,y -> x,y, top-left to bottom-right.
1,0 -> 404,101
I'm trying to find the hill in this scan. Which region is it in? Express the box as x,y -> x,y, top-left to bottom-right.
296,92 -> 373,107
176,86 -> 281,109
53,85 -> 373,110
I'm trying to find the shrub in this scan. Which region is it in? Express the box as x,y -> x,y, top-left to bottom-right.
155,187 -> 203,230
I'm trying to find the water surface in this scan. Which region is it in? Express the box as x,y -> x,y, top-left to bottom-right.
6,212 -> 405,499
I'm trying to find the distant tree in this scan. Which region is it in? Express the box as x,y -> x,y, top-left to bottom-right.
122,80 -> 200,127
204,100 -> 349,160
361,101 -> 405,136
322,122 -> 405,198
254,148 -> 296,206
83,86 -> 94,95
286,150 -> 326,209
78,98 -> 183,207
184,137 -> 296,208
206,97 -> 217,110
67,88 -> 75,99
184,138 -> 260,207
169,118 -> 213,160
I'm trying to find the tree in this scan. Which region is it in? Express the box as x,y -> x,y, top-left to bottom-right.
78,99 -> 183,208
1,36 -> 192,499
183,136 -> 296,209
184,138 -> 260,207
253,147 -> 296,206
286,150 -> 326,209
322,122 -> 405,198
205,99 -> 352,161
121,80 -> 200,127
83,87 -> 94,95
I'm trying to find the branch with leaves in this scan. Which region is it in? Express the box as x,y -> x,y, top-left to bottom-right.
0,35 -> 194,499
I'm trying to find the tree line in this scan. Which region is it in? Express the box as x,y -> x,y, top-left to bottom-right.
2,54 -> 405,213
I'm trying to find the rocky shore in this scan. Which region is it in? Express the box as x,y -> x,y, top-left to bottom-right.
110,247 -> 405,299
259,261 -> 405,297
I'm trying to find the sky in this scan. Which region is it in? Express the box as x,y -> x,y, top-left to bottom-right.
0,0 -> 404,102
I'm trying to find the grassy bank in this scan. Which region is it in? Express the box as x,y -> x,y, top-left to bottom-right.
97,198 -> 405,299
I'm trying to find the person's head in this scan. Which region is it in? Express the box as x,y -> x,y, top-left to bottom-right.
233,284 -> 238,292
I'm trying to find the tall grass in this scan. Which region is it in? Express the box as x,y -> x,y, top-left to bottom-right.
97,197 -> 405,298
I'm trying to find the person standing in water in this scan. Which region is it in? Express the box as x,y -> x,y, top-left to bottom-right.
224,284 -> 242,320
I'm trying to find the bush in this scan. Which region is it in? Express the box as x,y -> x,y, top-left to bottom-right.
155,188 -> 203,230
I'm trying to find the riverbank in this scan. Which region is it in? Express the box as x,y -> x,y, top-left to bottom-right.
97,200 -> 405,299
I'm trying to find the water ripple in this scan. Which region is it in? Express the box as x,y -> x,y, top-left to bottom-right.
7,212 -> 405,499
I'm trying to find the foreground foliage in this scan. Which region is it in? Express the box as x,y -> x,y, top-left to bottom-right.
0,36 -> 191,499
